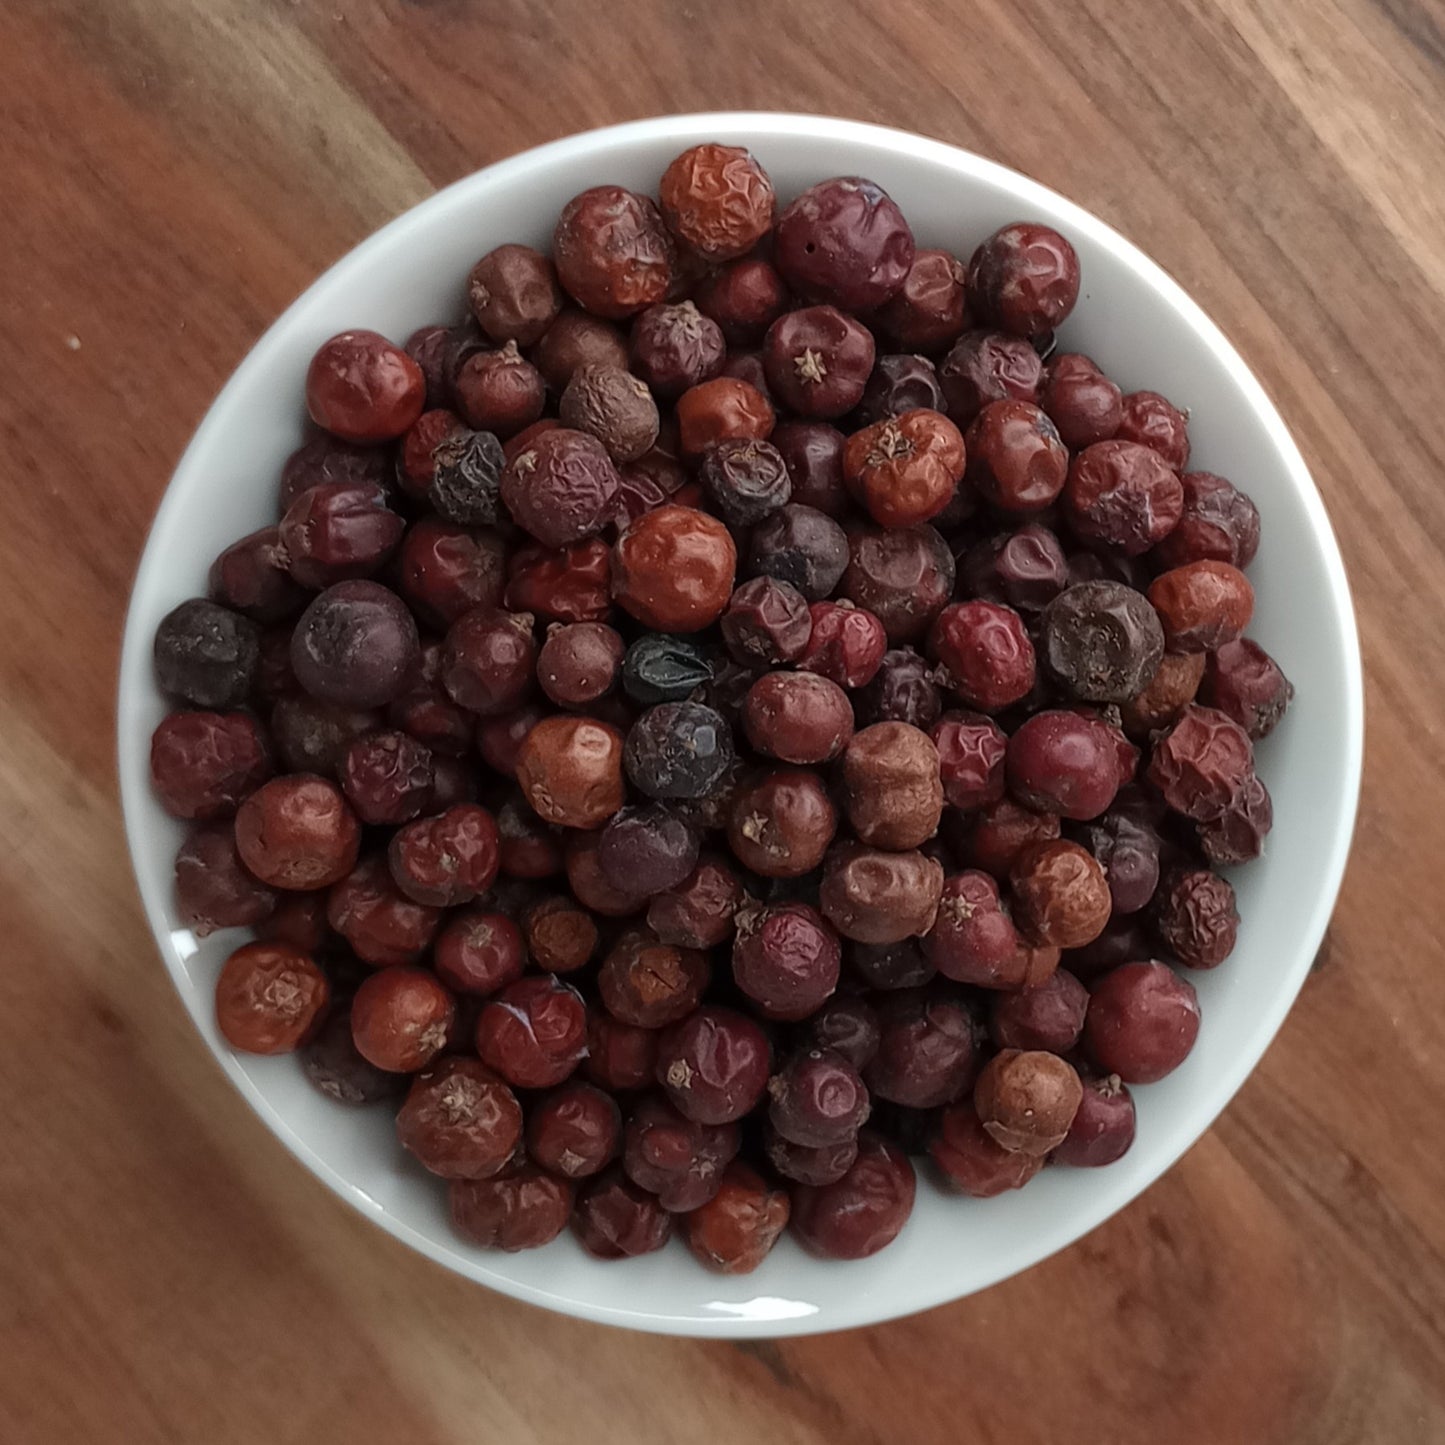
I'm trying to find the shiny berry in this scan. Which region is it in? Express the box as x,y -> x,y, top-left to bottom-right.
476,975 -> 588,1089
732,901 -> 842,1021
967,223 -> 1080,336
655,1006 -> 771,1125
927,600 -> 1036,712
774,177 -> 915,311
305,330 -> 424,442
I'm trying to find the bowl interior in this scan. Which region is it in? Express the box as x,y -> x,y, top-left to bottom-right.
117,113 -> 1361,1336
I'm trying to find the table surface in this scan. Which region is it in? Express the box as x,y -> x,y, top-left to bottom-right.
4,2 -> 1443,1441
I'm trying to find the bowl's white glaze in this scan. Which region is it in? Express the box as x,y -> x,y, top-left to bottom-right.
117,113 -> 1362,1336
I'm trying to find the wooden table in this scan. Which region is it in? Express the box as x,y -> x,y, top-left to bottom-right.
3,2 -> 1441,1440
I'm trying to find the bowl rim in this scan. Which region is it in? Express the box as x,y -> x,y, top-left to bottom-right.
117,111 -> 1363,1336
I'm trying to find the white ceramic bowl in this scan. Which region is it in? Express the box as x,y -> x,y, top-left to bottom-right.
117,113 -> 1363,1336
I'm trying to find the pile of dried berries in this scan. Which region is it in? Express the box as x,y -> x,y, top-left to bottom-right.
151,143 -> 1290,1272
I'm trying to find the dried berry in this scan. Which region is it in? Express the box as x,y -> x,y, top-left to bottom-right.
553,186 -> 673,319
843,409 -> 966,528
1007,710 -> 1128,820
234,774 -> 361,890
742,671 -> 855,765
388,804 -> 500,907
819,842 -> 944,945
630,301 -> 727,399
527,1081 -> 622,1179
1152,471 -> 1260,571
683,1162 -> 790,1274
842,524 -> 954,645
720,576 -> 812,666
559,364 -> 660,464
1053,1072 -> 1136,1167
732,901 -> 842,1021
841,722 -> 943,850
501,427 -> 620,548
154,599 -> 260,709
928,600 -> 1036,713
585,1014 -> 660,1092
964,400 -> 1068,515
1084,960 -> 1200,1083
674,376 -> 775,457
1197,773 -> 1273,865
406,434 -> 495,534
441,607 -> 537,717
339,730 -> 434,826
1040,580 -> 1164,704
930,1102 -> 1043,1197
769,1048 -> 870,1147
973,1049 -> 1083,1155
302,1008 -> 405,1105
433,910 -> 526,997
350,966 -> 456,1073
968,223 -> 1080,336
1074,806 -> 1163,915
774,177 -> 915,311
772,420 -> 850,515
1147,705 -> 1255,821
467,244 -> 564,347
453,345 -> 545,440
451,1166 -> 574,1252
215,941 -> 329,1054
746,504 -> 850,602
1116,389 -> 1190,470
647,854 -> 744,950
475,975 -> 588,1089
396,1056 -> 523,1179
618,633 -> 710,707
939,330 -> 1042,428
622,1096 -> 740,1213
328,854 -> 443,966
598,928 -> 710,1028
1200,639 -> 1293,740
533,310 -> 629,392
613,505 -> 737,632
1064,441 -> 1184,556
923,870 -> 1026,988
209,526 -> 307,624
305,330 -> 424,442
791,1134 -> 916,1259
150,711 -> 272,820
990,969 -> 1089,1054
798,601 -> 888,689
873,248 -> 969,353
1009,839 -> 1112,950
515,715 -> 625,829
175,825 -> 278,936
599,803 -> 702,897
1119,651 -> 1206,739
763,305 -> 876,418
857,649 -> 944,730
655,1006 -> 772,1124
1154,867 -> 1239,968
726,770 -> 838,880
1040,353 -> 1122,450
537,621 -> 624,710
396,520 -> 507,631
658,144 -> 775,261
931,712 -> 1007,811
572,1168 -> 673,1258
1149,561 -> 1254,653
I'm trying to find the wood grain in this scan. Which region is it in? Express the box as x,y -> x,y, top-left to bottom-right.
2,1 -> 1443,1440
